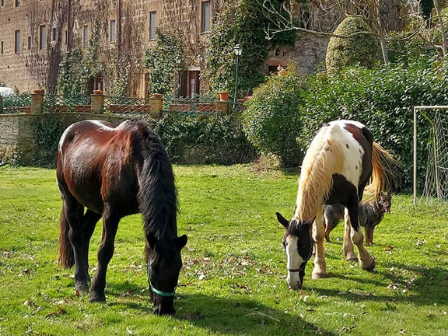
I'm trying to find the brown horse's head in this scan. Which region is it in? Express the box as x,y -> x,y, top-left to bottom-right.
147,235 -> 187,315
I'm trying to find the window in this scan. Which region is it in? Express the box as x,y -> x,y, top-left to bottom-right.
149,11 -> 157,41
15,30 -> 20,53
83,25 -> 88,47
15,0 -> 20,7
1,0 -> 5,7
1,41 -> 4,54
39,25 -> 46,49
27,36 -> 31,50
109,19 -> 116,42
201,1 -> 210,33
64,29 -> 68,45
52,27 -> 57,42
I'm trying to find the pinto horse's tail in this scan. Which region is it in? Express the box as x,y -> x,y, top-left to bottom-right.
364,142 -> 401,200
58,207 -> 75,268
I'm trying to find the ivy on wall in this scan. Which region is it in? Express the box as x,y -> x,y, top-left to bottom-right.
58,23 -> 104,101
144,29 -> 185,96
204,0 -> 296,97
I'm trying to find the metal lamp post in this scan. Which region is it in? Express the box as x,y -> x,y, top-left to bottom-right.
233,43 -> 242,109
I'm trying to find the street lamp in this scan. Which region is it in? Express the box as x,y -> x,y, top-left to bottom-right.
233,43 -> 242,109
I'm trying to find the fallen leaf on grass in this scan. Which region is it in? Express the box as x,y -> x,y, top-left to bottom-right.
184,310 -> 202,321
45,306 -> 67,318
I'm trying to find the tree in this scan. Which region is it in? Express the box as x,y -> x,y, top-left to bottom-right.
260,0 -> 410,65
326,16 -> 380,74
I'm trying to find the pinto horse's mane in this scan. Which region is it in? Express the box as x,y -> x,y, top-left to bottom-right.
132,121 -> 178,242
294,125 -> 344,222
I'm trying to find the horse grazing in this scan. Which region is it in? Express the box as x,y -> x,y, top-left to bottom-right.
324,191 -> 391,245
276,120 -> 398,290
57,120 -> 187,315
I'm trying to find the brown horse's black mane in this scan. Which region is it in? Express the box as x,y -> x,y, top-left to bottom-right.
133,121 -> 179,242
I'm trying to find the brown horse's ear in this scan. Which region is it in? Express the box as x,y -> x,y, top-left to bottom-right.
175,234 -> 188,250
276,212 -> 289,229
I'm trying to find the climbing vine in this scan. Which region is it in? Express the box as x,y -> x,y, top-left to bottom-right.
205,0 -> 296,97
57,22 -> 104,101
144,29 -> 185,96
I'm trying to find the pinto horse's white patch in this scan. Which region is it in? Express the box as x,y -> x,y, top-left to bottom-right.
327,120 -> 365,186
285,235 -> 305,289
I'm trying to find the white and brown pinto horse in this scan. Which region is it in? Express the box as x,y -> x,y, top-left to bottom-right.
276,120 -> 398,290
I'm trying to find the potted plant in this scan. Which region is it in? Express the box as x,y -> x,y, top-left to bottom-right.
218,91 -> 229,101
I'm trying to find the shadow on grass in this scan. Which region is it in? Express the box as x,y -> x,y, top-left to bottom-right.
312,262 -> 448,307
174,293 -> 336,336
104,280 -> 335,335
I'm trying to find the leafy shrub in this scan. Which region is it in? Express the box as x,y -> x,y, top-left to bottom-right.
242,65 -> 306,166
326,16 -> 380,74
152,114 -> 257,165
243,58 -> 448,191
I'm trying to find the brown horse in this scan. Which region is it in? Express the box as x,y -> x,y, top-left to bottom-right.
57,120 -> 187,315
276,120 -> 399,290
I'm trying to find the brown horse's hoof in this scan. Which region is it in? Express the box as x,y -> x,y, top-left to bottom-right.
75,282 -> 89,294
89,292 -> 106,302
312,272 -> 327,279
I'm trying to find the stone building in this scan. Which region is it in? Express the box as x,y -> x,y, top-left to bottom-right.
0,0 -> 410,98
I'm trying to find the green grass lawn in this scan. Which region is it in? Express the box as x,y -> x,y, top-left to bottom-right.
0,165 -> 447,336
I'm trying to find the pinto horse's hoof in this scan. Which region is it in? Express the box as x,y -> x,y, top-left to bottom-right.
360,258 -> 375,271
346,257 -> 359,262
89,292 -> 106,302
312,272 -> 327,279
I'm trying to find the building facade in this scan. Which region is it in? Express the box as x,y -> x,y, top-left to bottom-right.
0,0 -> 409,97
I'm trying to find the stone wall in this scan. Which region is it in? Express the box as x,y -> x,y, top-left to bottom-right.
0,113 -> 130,166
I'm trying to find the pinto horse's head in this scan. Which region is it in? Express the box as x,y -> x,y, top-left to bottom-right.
276,212 -> 314,290
147,235 -> 187,315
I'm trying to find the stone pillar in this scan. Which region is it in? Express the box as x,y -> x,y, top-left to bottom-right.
215,101 -> 229,114
150,93 -> 163,119
31,89 -> 44,114
91,90 -> 104,114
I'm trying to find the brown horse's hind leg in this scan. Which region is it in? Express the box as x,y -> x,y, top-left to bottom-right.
89,206 -> 121,302
62,193 -> 91,293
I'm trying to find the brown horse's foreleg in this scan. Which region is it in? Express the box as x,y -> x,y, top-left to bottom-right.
312,209 -> 327,279
90,206 -> 120,302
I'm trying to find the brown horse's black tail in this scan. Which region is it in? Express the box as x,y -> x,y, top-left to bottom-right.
58,208 -> 75,268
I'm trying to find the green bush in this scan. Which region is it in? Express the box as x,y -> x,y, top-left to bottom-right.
326,16 -> 380,74
242,58 -> 448,191
242,65 -> 306,166
153,114 -> 257,165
